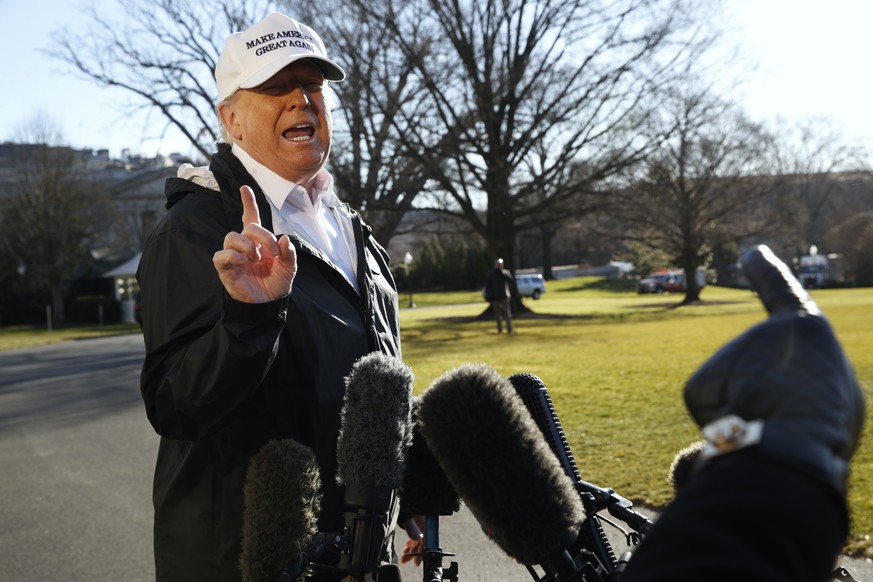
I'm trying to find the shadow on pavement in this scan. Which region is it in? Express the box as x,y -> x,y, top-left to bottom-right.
0,335 -> 146,434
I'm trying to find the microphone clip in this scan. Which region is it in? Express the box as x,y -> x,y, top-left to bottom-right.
277,533 -> 342,581
404,547 -> 457,582
337,484 -> 399,578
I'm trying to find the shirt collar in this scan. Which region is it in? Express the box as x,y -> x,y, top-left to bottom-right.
230,143 -> 340,211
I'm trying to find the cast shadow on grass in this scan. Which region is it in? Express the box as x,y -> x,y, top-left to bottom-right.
432,299 -> 748,325
559,278 -> 638,293
437,309 -> 607,325
635,299 -> 743,310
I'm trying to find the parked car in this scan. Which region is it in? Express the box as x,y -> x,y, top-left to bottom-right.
637,269 -> 706,294
515,274 -> 546,299
637,271 -> 672,294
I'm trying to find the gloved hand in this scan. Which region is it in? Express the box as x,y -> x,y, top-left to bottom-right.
684,245 -> 865,495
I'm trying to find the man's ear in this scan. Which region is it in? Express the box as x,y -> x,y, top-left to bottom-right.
218,101 -> 242,141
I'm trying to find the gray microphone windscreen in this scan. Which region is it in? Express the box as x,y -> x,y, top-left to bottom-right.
337,352 -> 415,489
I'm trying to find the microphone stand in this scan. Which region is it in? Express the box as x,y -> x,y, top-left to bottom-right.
276,516 -> 459,582
421,515 -> 458,582
276,533 -> 342,581
574,481 -> 654,540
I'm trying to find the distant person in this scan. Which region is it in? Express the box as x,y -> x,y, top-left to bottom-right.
484,258 -> 514,335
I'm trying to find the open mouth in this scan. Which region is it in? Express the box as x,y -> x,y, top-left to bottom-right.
282,124 -> 316,141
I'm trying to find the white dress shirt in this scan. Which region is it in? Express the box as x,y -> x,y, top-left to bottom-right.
228,145 -> 360,293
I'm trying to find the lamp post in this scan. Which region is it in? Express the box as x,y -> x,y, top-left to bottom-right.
403,252 -> 415,308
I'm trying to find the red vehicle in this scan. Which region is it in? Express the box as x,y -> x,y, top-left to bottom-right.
637,269 -> 706,294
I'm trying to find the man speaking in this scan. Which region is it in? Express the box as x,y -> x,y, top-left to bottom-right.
137,12 -> 404,581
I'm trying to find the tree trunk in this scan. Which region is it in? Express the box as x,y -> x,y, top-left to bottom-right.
682,266 -> 701,303
51,284 -> 66,324
541,224 -> 556,280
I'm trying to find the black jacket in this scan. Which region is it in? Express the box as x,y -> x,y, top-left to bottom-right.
484,267 -> 513,302
137,145 -> 401,581
621,449 -> 848,582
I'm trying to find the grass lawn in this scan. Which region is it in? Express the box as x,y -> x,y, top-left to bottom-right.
0,322 -> 141,351
400,279 -> 873,558
3,278 -> 871,556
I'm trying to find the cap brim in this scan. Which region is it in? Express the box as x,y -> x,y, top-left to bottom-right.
239,54 -> 346,91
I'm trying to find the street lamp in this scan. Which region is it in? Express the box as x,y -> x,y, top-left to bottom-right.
403,252 -> 415,308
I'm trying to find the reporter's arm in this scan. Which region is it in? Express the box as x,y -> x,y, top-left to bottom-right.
623,246 -> 864,581
622,448 -> 847,582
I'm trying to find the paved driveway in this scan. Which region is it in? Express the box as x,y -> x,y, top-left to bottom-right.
0,335 -> 527,581
0,334 -> 868,581
0,334 -> 156,580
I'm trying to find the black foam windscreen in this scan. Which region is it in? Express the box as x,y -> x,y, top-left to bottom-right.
669,440 -> 706,494
241,439 -> 321,582
400,398 -> 461,516
417,363 -> 585,565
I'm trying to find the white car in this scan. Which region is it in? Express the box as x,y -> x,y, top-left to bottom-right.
515,274 -> 546,299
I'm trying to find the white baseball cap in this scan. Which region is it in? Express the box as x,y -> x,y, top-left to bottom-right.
215,12 -> 345,101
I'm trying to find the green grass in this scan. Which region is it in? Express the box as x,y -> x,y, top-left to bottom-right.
3,279 -> 872,556
0,322 -> 141,351
401,279 -> 873,558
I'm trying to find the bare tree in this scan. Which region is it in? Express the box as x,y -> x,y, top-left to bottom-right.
294,0 -> 430,244
0,114 -> 121,323
770,118 -> 871,257
49,0 -> 428,246
620,88 -> 781,303
48,0 -> 276,160
825,211 -> 873,287
367,0 -> 716,309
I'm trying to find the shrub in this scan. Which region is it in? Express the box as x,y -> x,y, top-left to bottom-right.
66,295 -> 122,324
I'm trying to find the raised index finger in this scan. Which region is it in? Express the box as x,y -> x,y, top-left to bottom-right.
240,185 -> 261,228
740,244 -> 818,316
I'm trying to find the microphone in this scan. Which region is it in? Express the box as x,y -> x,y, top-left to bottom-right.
508,373 -> 654,544
417,363 -> 586,578
240,439 -> 322,582
377,564 -> 402,582
508,373 -> 582,482
400,397 -> 461,517
668,440 -> 706,494
401,397 -> 462,582
336,352 -> 415,578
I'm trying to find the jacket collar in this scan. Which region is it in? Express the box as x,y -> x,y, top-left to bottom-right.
208,144 -> 275,234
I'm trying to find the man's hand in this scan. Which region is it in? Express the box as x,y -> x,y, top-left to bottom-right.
213,186 -> 297,303
399,516 -> 425,567
684,245 -> 865,494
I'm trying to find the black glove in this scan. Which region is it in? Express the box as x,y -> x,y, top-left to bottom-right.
684,245 -> 865,495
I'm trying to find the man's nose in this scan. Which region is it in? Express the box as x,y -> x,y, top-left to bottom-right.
285,84 -> 311,109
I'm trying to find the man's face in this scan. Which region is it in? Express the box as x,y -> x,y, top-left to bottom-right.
219,60 -> 332,185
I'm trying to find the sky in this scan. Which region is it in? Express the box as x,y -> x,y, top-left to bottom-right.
1,0 -> 873,161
